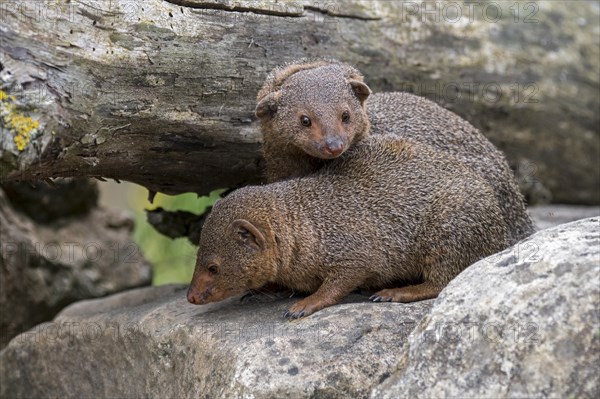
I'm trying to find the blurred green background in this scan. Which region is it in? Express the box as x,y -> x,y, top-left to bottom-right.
99,182 -> 222,285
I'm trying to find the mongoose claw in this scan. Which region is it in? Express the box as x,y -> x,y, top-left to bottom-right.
369,294 -> 392,302
283,310 -> 305,320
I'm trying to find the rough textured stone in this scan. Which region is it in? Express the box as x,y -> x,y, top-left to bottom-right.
0,287 -> 432,398
0,183 -> 152,349
529,204 -> 600,231
372,217 -> 600,399
0,216 -> 597,398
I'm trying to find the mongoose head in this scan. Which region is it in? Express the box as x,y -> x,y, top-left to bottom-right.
256,60 -> 372,159
187,189 -> 278,305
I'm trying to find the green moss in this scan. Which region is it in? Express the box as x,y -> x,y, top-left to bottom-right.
128,188 -> 223,285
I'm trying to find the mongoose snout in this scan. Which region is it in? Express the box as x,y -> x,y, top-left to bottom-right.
187,254 -> 245,305
187,268 -> 243,305
187,274 -> 211,305
323,135 -> 345,157
302,118 -> 349,159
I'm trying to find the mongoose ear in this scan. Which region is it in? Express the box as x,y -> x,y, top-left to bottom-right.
255,92 -> 280,120
230,219 -> 266,251
348,80 -> 372,104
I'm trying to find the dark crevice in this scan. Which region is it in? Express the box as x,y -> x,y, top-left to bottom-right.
164,0 -> 379,20
79,8 -> 103,22
303,5 -> 381,21
163,0 -> 303,17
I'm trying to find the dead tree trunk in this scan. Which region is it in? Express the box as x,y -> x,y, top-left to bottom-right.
1,0 -> 598,203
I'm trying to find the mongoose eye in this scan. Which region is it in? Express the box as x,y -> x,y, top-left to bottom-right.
341,111 -> 350,123
300,115 -> 312,127
208,265 -> 219,275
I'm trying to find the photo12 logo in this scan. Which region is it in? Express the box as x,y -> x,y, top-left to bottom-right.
0,241 -> 143,264
399,1 -> 539,24
0,1 -> 78,24
483,240 -> 542,265
398,81 -> 540,105
14,321 -> 144,344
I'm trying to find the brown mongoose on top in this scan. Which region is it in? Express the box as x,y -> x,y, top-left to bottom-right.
255,59 -> 534,244
187,135 -> 510,319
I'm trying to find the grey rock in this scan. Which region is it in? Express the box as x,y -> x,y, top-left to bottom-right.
0,184 -> 152,349
1,216 -> 598,398
0,287 -> 432,398
2,178 -> 99,224
529,204 -> 600,231
372,217 -> 600,398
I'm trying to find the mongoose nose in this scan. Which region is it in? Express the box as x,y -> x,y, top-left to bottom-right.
324,138 -> 345,157
187,288 -> 200,304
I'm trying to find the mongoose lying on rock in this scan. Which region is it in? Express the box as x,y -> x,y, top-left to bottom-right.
187,135 -> 510,319
256,59 -> 534,244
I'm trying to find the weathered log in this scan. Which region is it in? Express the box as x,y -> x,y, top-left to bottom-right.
1,0 -> 598,203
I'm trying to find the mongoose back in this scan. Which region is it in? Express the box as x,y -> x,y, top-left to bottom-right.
255,60 -> 534,244
187,135 -> 510,318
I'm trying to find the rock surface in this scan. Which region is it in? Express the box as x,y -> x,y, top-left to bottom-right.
0,287 -> 432,398
373,217 -> 600,398
0,217 -> 598,398
0,182 -> 152,349
529,204 -> 600,231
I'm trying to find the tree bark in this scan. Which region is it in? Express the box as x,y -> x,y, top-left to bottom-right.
1,0 -> 598,203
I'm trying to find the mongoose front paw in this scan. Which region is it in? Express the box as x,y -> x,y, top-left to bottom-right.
283,309 -> 305,319
370,284 -> 440,303
284,297 -> 324,319
369,293 -> 393,302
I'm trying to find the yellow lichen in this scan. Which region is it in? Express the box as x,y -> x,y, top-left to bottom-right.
1,90 -> 40,151
7,112 -> 39,150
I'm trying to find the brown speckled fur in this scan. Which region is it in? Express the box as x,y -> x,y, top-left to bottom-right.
256,59 -> 534,244
188,136 -> 510,319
